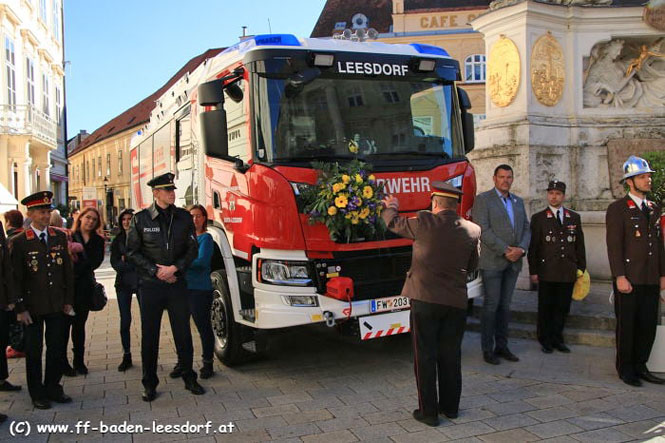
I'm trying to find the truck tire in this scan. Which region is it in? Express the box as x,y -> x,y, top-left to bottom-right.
210,270 -> 245,366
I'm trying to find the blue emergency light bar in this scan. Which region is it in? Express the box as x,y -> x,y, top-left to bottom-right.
223,34 -> 301,55
409,43 -> 450,57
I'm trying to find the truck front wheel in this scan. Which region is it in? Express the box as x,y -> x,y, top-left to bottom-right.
210,270 -> 245,366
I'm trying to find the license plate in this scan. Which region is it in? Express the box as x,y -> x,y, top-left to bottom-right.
370,295 -> 410,313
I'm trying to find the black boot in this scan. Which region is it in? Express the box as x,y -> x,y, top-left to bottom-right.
73,353 -> 88,375
169,363 -> 183,379
200,361 -> 214,379
117,353 -> 132,372
62,361 -> 77,377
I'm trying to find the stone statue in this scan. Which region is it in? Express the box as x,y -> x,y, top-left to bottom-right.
583,39 -> 665,108
489,0 -> 611,10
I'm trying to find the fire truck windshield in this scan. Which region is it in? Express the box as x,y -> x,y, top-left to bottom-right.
251,75 -> 464,165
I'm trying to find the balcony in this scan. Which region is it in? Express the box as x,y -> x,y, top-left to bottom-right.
0,104 -> 57,147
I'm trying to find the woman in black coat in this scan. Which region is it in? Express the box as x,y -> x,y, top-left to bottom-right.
64,207 -> 105,376
110,209 -> 140,371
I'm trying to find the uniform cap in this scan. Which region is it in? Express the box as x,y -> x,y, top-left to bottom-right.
547,180 -> 566,193
147,172 -> 177,190
21,191 -> 54,210
621,155 -> 654,182
431,181 -> 463,201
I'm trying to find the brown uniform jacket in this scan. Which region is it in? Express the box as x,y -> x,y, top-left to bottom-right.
528,208 -> 586,283
382,208 -> 481,309
9,227 -> 75,315
606,195 -> 665,285
0,221 -> 12,307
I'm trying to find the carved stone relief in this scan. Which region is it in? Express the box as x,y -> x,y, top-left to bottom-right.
531,32 -> 565,106
583,38 -> 665,108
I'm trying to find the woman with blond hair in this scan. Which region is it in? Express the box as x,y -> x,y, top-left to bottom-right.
63,207 -> 105,376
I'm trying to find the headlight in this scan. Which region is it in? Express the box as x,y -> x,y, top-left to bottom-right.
259,259 -> 313,286
282,295 -> 319,307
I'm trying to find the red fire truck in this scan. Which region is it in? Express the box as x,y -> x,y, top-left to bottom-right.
130,34 -> 480,365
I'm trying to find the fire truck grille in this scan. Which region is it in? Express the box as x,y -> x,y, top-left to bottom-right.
315,247 -> 412,302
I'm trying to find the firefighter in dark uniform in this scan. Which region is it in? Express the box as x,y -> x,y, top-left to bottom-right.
126,172 -> 204,401
606,155 -> 665,387
382,182 -> 481,427
528,180 -> 586,354
10,191 -> 74,409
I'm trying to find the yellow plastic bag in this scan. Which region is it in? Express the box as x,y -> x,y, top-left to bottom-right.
572,269 -> 590,301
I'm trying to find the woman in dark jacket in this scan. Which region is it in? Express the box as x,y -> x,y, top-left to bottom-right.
110,209 -> 140,371
64,207 -> 105,376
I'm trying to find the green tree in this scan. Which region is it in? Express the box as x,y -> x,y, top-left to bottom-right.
641,151 -> 665,206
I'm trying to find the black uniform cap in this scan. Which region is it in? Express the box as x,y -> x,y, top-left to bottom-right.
21,191 -> 54,210
431,181 -> 463,201
147,172 -> 177,190
547,180 -> 566,193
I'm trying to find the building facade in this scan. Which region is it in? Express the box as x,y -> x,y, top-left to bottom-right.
311,0 -> 491,121
0,0 -> 65,211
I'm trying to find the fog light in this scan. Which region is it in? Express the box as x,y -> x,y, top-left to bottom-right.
282,295 -> 319,307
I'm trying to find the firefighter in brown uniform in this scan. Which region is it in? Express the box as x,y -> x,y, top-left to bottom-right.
606,155 -> 665,387
10,191 -> 75,409
528,180 -> 586,354
382,181 -> 481,427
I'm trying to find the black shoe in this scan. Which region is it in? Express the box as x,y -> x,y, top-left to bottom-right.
553,343 -> 571,353
541,345 -> 553,354
117,354 -> 133,372
199,362 -> 214,379
495,348 -> 519,362
184,379 -> 205,395
169,364 -> 183,379
412,409 -> 439,427
637,370 -> 665,384
483,351 -> 500,365
0,381 -> 21,391
74,363 -> 88,375
0,413 -> 6,424
142,388 -> 157,402
438,407 -> 458,419
62,362 -> 77,377
620,375 -> 642,387
32,399 -> 51,409
48,393 -> 72,404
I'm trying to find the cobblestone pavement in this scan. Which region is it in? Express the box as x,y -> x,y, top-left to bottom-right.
0,261 -> 663,442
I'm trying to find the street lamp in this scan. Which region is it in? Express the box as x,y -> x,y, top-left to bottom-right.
103,176 -> 112,228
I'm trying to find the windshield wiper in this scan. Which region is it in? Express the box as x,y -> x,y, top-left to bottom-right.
366,152 -> 449,157
272,154 -> 356,162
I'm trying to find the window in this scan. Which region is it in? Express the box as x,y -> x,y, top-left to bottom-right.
118,150 -> 123,175
106,153 -> 111,176
42,74 -> 50,115
346,86 -> 364,107
5,37 -> 16,106
380,83 -> 400,103
40,0 -> 47,23
91,160 -> 95,181
26,58 -> 35,106
52,0 -> 60,40
97,156 -> 101,177
464,54 -> 486,83
55,86 -> 62,124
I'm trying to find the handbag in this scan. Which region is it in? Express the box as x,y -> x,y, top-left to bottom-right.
90,281 -> 108,311
8,320 -> 25,353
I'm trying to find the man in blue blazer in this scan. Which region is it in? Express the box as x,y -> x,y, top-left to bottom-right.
472,164 -> 531,365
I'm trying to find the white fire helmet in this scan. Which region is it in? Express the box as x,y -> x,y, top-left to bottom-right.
621,155 -> 655,182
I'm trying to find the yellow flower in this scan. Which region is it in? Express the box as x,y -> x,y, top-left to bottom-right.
334,195 -> 348,208
348,140 -> 358,154
341,175 -> 351,184
360,207 -> 370,219
332,182 -> 345,193
328,206 -> 338,216
362,186 -> 374,199
369,174 -> 376,181
345,213 -> 352,219
355,174 -> 363,184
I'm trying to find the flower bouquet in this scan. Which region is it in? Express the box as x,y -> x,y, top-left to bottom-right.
303,159 -> 386,242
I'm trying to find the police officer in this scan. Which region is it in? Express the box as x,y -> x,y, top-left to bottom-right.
10,191 -> 74,409
606,155 -> 665,387
382,182 -> 481,426
126,172 -> 203,401
528,180 -> 586,354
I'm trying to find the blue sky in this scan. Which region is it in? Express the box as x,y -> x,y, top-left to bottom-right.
64,0 -> 327,136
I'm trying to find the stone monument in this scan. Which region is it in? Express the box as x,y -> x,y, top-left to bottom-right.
470,0 -> 665,282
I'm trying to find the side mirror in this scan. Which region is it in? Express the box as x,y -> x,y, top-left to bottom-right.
199,79 -> 224,107
200,109 -> 229,159
225,82 -> 244,103
457,87 -> 474,154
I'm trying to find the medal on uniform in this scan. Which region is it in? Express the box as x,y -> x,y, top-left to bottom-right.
552,237 -> 556,243
31,259 -> 38,272
546,235 -> 551,242
635,230 -> 641,238
567,235 -> 573,242
57,257 -> 63,265
50,252 -> 57,260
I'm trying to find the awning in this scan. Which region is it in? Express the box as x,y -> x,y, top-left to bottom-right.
0,182 -> 18,213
